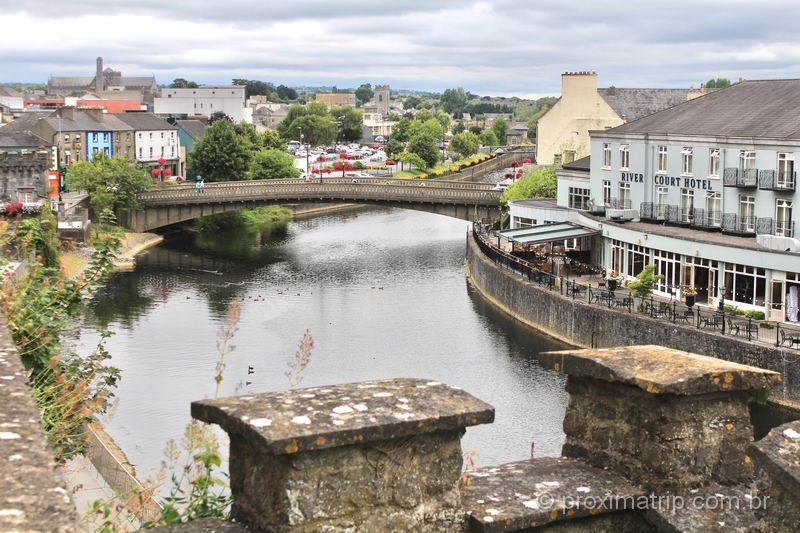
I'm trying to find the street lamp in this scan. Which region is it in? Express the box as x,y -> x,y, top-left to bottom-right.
300,133 -> 309,180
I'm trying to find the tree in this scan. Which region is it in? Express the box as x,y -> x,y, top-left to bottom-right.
232,79 -> 273,99
188,119 -> 253,182
170,78 -> 198,88
625,265 -> 664,298
276,85 -> 298,100
407,133 -> 439,168
235,121 -> 260,149
259,129 -> 283,150
440,88 -> 468,114
452,120 -> 466,135
249,149 -> 301,180
392,117 -> 412,142
287,114 -> 337,146
436,110 -> 451,133
277,104 -> 308,139
209,111 -> 233,124
403,95 -> 422,110
450,132 -> 480,159
492,117 -> 508,145
414,109 -> 433,122
306,100 -> 328,116
408,118 -> 444,141
65,154 -> 151,215
398,150 -> 427,171
384,137 -> 404,160
501,167 -> 557,203
479,130 -> 499,146
330,106 -> 363,143
469,125 -> 483,135
355,83 -> 374,106
705,78 -> 732,89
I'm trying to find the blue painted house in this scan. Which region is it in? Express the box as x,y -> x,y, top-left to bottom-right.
86,129 -> 113,160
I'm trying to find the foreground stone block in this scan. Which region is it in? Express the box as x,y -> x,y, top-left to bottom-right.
539,345 -> 780,491
747,420 -> 800,533
192,378 -> 494,533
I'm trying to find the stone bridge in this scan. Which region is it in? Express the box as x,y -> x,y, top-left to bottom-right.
118,177 -> 504,232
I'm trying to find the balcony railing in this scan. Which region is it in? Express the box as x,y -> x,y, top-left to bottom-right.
691,208 -> 722,230
721,213 -> 756,235
665,205 -> 692,225
723,168 -> 759,188
639,202 -> 667,222
754,217 -> 796,238
758,169 -> 796,192
605,197 -> 631,210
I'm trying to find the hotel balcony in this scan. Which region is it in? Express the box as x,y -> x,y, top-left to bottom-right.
721,213 -> 756,236
605,198 -> 631,210
755,217 -> 796,238
690,208 -> 722,231
639,202 -> 666,222
604,198 -> 635,221
723,168 -> 758,188
664,205 -> 693,226
758,169 -> 796,192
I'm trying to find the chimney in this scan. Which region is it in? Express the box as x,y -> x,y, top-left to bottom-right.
607,85 -> 616,96
561,71 -> 598,101
96,57 -> 105,92
59,106 -> 77,121
83,107 -> 104,122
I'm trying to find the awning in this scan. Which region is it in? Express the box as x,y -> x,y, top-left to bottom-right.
498,222 -> 599,245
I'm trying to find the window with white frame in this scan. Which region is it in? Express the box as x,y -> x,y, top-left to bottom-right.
103,133 -> 109,143
681,147 -> 693,175
724,263 -> 766,306
709,148 -> 720,177
619,182 -> 631,208
92,133 -> 98,143
610,239 -> 625,274
625,244 -> 650,278
705,191 -> 721,226
654,249 -> 680,294
657,146 -> 668,173
776,199 -> 793,236
149,146 -> 153,157
568,187 -> 590,210
739,150 -> 755,171
603,143 -> 612,168
619,144 -> 630,170
138,147 -> 142,158
514,217 -> 534,228
656,186 -> 669,216
739,195 -> 755,230
778,153 -> 795,187
602,180 -> 612,206
680,188 -> 694,222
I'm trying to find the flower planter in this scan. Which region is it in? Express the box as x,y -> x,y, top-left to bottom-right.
685,294 -> 695,308
607,279 -> 618,292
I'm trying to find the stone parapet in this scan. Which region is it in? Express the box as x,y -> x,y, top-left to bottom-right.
192,378 -> 494,533
540,345 -> 779,492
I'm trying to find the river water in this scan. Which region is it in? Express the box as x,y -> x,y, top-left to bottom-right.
74,208 -> 569,479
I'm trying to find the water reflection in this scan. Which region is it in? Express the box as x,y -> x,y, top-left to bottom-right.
77,208 -> 569,478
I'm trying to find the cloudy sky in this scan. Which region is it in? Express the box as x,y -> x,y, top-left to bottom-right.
3,0 -> 800,96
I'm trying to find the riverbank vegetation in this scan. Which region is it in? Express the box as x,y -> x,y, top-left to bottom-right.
501,166 -> 557,203
195,205 -> 293,232
65,154 -> 152,215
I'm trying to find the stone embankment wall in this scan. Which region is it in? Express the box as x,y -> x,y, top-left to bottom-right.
465,233 -> 800,401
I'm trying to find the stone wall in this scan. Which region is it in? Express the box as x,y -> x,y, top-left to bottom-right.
0,150 -> 50,202
465,233 -> 800,401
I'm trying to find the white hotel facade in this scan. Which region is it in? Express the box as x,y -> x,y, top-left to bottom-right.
511,79 -> 800,322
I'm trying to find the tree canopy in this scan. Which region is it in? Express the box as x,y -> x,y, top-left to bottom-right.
330,106 -> 364,143
407,133 -> 439,169
249,149 -> 301,180
65,153 -> 151,215
188,119 -> 253,181
170,78 -> 199,88
449,132 -> 480,159
479,129 -> 499,146
355,83 -> 374,105
492,117 -> 508,145
403,95 -> 423,110
501,167 -> 557,203
705,78 -> 732,89
440,88 -> 468,114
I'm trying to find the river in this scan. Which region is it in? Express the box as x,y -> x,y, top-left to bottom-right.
73,207 -> 569,479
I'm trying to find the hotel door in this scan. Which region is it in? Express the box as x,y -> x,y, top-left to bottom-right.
769,280 -> 785,321
708,268 -> 718,309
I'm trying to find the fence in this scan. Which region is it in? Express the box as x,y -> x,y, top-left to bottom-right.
84,424 -> 163,524
472,223 -> 800,348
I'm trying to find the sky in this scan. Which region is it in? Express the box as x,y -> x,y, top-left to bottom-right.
3,0 -> 800,97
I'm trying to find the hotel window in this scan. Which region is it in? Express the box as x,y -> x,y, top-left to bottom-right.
724,264 -> 766,306
611,240 -> 625,274
619,182 -> 631,209
705,191 -> 721,226
568,187 -> 590,210
654,249 -> 681,295
514,217 -> 534,228
657,146 -> 667,173
778,153 -> 795,187
776,199 -> 793,236
619,144 -> 630,170
739,150 -> 755,171
602,180 -> 612,206
625,244 -> 650,278
656,186 -> 669,216
739,195 -> 755,230
680,188 -> 694,222
681,147 -> 693,175
709,148 -> 720,177
602,143 -> 612,168
92,133 -> 98,142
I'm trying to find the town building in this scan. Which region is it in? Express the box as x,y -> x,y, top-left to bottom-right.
116,111 -> 180,175
511,79 -> 800,322
362,112 -> 395,142
154,86 -> 248,123
175,119 -> 207,178
47,57 -> 157,96
252,103 -> 289,131
536,72 -> 707,165
363,85 -> 391,116
314,92 -> 356,107
506,122 -> 529,145
0,86 -> 24,112
0,147 -> 51,203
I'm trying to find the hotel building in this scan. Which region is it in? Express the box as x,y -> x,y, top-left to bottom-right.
511,79 -> 800,322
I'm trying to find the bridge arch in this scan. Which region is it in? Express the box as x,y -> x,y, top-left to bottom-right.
118,178 -> 504,232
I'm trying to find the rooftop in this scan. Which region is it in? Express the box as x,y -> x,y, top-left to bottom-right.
0,130 -> 50,148
598,87 -> 696,123
116,111 -> 176,131
176,119 -> 207,140
608,79 -> 800,139
538,345 -> 781,395
561,155 -> 590,171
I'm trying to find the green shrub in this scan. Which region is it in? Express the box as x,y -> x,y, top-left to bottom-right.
744,310 -> 765,320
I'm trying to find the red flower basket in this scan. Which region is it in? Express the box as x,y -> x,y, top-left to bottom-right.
163,169 -> 172,177
316,155 -> 326,162
157,157 -> 167,165
522,158 -> 532,164
151,169 -> 161,177
323,168 -> 332,174
345,163 -> 354,171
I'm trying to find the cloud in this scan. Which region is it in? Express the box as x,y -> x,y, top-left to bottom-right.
2,1 -> 800,95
